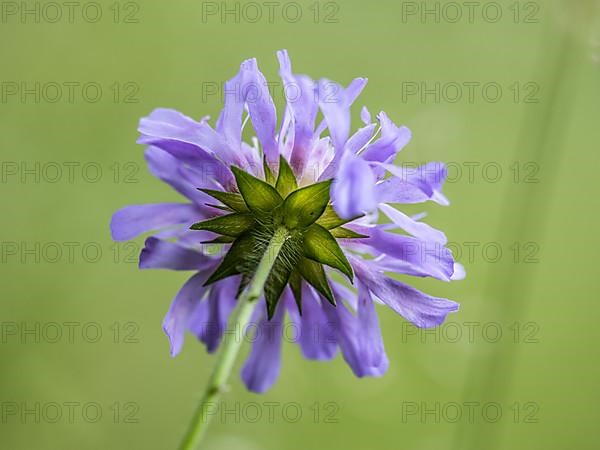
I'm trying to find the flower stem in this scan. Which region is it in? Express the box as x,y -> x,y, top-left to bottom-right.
178,227 -> 288,450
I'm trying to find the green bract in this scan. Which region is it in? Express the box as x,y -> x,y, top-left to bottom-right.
190,159 -> 366,319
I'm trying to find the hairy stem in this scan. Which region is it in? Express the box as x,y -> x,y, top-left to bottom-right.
178,227 -> 288,450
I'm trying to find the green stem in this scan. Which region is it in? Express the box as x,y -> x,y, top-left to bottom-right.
178,227 -> 288,450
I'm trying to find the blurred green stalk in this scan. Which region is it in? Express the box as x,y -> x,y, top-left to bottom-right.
452,26 -> 578,450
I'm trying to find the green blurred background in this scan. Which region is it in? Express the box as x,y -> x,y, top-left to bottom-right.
1,0 -> 599,448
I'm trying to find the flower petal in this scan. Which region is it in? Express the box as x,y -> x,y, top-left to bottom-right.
351,255 -> 459,328
287,283 -> 338,360
110,203 -> 201,241
377,162 -> 449,206
361,112 -> 411,163
139,237 -> 217,271
138,108 -> 233,184
241,298 -> 286,393
162,271 -> 211,357
322,285 -> 388,377
317,78 -> 367,153
319,124 -> 377,182
451,263 -> 467,281
189,276 -> 239,353
139,120 -> 240,193
360,106 -> 371,125
241,58 -> 279,164
144,147 -> 214,205
277,50 -> 318,173
356,279 -> 389,372
217,70 -> 244,155
378,203 -> 447,244
346,124 -> 377,156
331,154 -> 377,219
349,225 -> 455,281
138,108 -> 211,157
376,178 -> 435,204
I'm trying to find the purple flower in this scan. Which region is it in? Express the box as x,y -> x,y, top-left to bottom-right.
110,50 -> 464,393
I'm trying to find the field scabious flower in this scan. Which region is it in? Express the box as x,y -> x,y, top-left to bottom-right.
111,50 -> 464,393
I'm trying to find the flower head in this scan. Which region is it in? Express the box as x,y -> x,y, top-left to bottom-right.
111,50 -> 464,393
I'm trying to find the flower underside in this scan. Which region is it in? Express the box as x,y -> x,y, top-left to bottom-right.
191,156 -> 366,319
